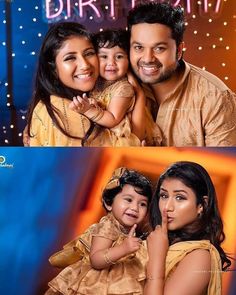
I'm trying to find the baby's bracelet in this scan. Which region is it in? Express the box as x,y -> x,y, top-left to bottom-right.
146,275 -> 164,281
89,106 -> 104,122
104,249 -> 116,265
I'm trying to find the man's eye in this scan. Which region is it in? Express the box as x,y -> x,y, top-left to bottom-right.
134,45 -> 143,51
154,47 -> 166,53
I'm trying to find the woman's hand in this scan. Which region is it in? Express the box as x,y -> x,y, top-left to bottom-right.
144,210 -> 169,295
147,209 -> 169,261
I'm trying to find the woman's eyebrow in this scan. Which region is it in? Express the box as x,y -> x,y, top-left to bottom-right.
63,51 -> 77,57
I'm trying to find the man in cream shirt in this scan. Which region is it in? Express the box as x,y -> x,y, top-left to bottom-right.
128,1 -> 236,146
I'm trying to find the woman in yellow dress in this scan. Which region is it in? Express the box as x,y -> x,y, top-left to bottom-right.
145,161 -> 231,295
45,167 -> 153,294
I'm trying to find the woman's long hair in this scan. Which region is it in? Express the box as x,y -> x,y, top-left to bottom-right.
27,22 -> 96,143
150,161 -> 231,270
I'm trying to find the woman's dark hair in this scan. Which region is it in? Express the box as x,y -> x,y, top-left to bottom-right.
127,1 -> 185,48
150,161 -> 231,270
27,22 -> 95,142
93,29 -> 130,54
102,168 -> 153,209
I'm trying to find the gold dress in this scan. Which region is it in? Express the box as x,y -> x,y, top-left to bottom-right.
45,213 -> 148,295
166,240 -> 222,294
30,95 -> 114,147
90,77 -> 142,146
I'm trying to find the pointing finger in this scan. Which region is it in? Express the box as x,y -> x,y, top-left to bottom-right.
128,224 -> 137,237
162,208 -> 168,233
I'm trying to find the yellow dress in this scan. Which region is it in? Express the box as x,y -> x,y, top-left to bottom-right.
90,78 -> 141,146
45,213 -> 148,295
165,240 -> 222,294
30,95 -> 116,147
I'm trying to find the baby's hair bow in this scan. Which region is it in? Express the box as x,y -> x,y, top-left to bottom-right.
105,167 -> 127,190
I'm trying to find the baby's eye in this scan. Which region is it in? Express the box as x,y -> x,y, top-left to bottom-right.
115,54 -> 125,60
140,202 -> 148,207
124,197 -> 132,203
99,54 -> 107,59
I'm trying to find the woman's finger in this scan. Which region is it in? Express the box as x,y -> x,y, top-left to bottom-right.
162,208 -> 168,233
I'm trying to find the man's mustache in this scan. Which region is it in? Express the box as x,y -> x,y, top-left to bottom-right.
137,62 -> 163,68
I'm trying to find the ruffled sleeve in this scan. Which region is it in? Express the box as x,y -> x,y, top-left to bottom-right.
91,213 -> 120,241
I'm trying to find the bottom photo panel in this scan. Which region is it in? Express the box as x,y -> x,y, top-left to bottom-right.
1,147 -> 236,295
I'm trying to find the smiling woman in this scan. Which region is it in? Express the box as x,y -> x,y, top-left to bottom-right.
26,22 -> 102,146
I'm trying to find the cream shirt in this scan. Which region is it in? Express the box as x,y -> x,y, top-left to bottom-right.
144,61 -> 236,146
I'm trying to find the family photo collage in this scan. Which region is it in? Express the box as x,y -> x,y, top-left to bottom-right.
0,1 -> 236,294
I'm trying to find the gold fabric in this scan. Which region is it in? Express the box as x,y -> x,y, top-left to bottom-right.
46,213 -> 147,295
144,61 -> 236,146
30,95 -> 91,146
105,167 -> 127,190
91,78 -> 141,146
165,240 -> 222,295
29,95 -> 131,147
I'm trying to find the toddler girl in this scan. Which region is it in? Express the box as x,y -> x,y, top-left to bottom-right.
45,167 -> 153,294
69,29 -> 162,146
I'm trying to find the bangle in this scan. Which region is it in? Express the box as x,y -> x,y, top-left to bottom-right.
146,275 -> 164,280
104,249 -> 116,265
89,106 -> 104,122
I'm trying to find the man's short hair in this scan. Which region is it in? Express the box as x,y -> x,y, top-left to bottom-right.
127,1 -> 185,47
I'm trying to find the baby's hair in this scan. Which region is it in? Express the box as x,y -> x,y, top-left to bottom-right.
93,29 -> 130,54
102,167 -> 153,211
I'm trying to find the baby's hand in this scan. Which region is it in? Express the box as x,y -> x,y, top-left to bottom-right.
69,93 -> 91,114
121,224 -> 141,255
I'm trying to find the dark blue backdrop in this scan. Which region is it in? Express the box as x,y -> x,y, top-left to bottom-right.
0,148 -> 102,295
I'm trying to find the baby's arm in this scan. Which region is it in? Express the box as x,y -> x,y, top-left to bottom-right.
127,72 -> 146,141
69,93 -> 133,128
90,224 -> 141,270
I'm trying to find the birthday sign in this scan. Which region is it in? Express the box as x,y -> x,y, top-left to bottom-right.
43,0 -> 224,23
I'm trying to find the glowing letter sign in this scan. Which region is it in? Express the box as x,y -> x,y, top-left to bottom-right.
44,0 -> 224,23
